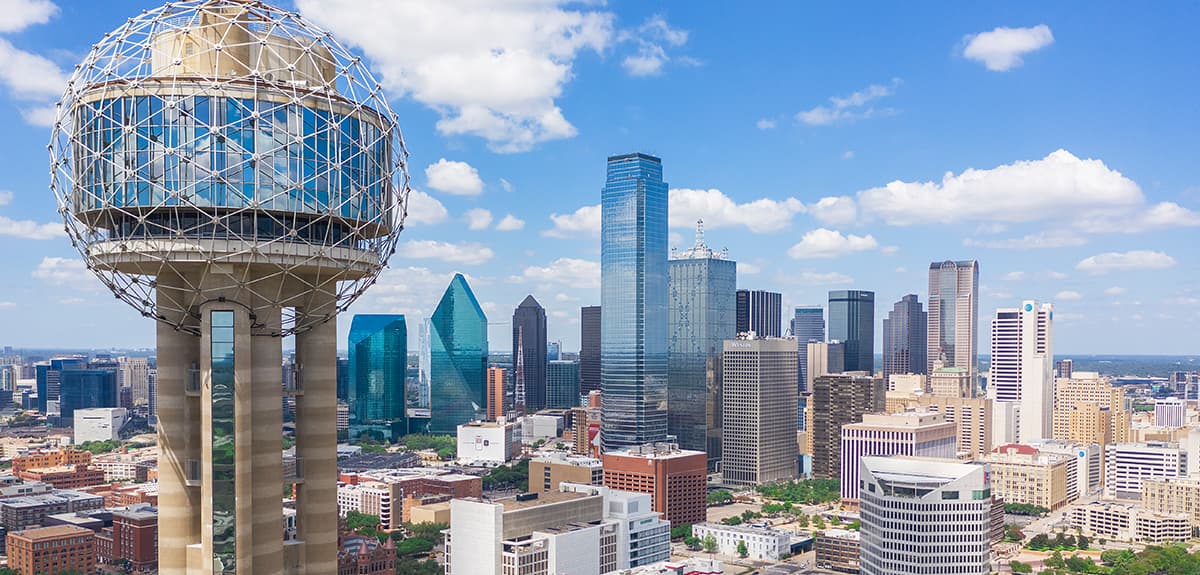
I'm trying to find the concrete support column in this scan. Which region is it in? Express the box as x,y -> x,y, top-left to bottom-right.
294,302 -> 338,575
250,304 -> 285,574
157,272 -> 201,575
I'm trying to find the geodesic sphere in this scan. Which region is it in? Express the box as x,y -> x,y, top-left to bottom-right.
48,0 -> 408,336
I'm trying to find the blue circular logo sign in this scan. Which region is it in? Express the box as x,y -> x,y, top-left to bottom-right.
1025,303 -> 1034,312
1078,450 -> 1086,458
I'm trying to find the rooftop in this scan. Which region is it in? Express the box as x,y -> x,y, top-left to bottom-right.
11,524 -> 93,540
607,442 -> 705,460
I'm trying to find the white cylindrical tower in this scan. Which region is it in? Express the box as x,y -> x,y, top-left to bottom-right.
48,2 -> 408,573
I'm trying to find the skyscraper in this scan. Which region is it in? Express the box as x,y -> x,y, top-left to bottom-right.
736,289 -> 782,337
120,358 -> 151,409
547,360 -> 581,409
667,220 -> 737,462
580,306 -> 601,394
790,306 -> 825,393
811,373 -> 885,479
36,357 -> 86,414
828,290 -> 875,373
989,300 -> 1054,443
59,366 -> 119,422
721,338 -> 798,486
927,260 -> 980,381
601,153 -> 669,451
486,367 -> 506,421
426,274 -> 489,434
347,315 -> 407,438
882,294 -> 927,381
512,295 -> 548,412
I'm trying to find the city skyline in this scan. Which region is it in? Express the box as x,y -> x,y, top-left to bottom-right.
1,2 -> 1199,355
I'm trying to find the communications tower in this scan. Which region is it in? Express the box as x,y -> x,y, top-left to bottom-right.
49,2 -> 408,573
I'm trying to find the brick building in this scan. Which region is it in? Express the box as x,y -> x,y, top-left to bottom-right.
98,505 -> 157,571
17,464 -> 106,489
11,449 -> 92,473
7,524 -> 96,575
602,443 -> 707,526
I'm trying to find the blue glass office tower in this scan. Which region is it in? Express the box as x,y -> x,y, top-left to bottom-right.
547,360 -> 581,409
601,152 -> 669,451
425,274 -> 488,434
882,294 -> 927,381
59,367 -> 119,421
36,357 -> 86,414
348,315 -> 407,439
791,306 -> 825,393
829,290 -> 875,373
668,222 -> 736,463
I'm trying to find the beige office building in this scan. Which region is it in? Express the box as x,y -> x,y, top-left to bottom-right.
929,365 -> 973,398
1143,477 -> 1200,529
1053,372 -> 1132,445
722,338 -> 798,486
529,454 -> 604,493
887,393 -> 994,458
985,444 -> 1075,511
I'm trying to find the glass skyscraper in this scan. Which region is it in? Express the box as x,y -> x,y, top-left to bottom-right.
424,273 -> 488,434
580,306 -> 601,394
668,221 -> 736,463
512,295 -> 548,412
601,152 -> 669,451
347,314 -> 407,439
927,260 -> 980,381
791,306 -> 825,393
736,289 -> 783,337
882,294 -> 927,381
546,360 -> 581,409
58,367 -> 119,422
828,290 -> 876,373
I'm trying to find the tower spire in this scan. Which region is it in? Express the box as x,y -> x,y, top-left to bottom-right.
694,218 -> 705,249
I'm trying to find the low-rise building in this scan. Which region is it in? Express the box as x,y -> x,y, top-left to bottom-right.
11,448 -> 91,473
691,522 -> 791,561
529,453 -> 603,493
457,419 -> 519,466
73,407 -> 128,444
1105,442 -> 1187,500
521,414 -> 565,444
409,501 -> 451,524
1069,501 -> 1191,543
985,444 -> 1075,510
1143,476 -> 1200,529
7,524 -> 96,575
602,442 -> 707,526
17,464 -> 107,490
815,528 -> 860,574
0,490 -> 106,531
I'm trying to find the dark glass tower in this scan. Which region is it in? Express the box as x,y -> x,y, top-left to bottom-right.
512,295 -> 548,412
882,295 -> 928,381
580,306 -> 601,394
59,366 -> 119,422
347,315 -> 407,437
736,289 -> 782,337
668,221 -> 736,464
546,360 -> 581,409
791,306 -> 825,393
601,152 -> 668,451
828,290 -> 875,373
425,274 -> 488,434
35,357 -> 86,414
927,260 -> 980,381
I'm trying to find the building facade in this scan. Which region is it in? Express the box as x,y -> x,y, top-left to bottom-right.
828,290 -> 875,373
840,412 -> 957,507
513,296 -> 548,413
348,315 -> 407,438
989,300 -> 1054,443
579,306 -> 601,395
7,524 -> 96,575
425,274 -> 489,434
601,153 -> 669,451
1053,372 -> 1131,446
911,395 -> 994,458
691,523 -> 792,560
811,374 -> 885,479
546,360 -> 581,410
735,289 -> 782,337
721,338 -> 798,486
486,367 -> 506,421
529,454 -> 604,493
882,294 -> 927,382
602,443 -> 706,526
1156,397 -> 1186,428
74,407 -> 128,444
1105,442 -> 1187,500
1069,501 -> 1191,544
859,456 -> 992,575
790,306 -> 825,395
986,444 -> 1075,510
667,221 -> 737,465
926,260 -> 979,380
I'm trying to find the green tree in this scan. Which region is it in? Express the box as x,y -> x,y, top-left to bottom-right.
737,539 -> 748,558
394,558 -> 442,575
702,534 -> 718,554
1009,560 -> 1033,574
812,515 -> 826,530
1045,550 -> 1065,569
482,459 -> 530,491
404,522 -> 449,544
671,524 -> 692,540
1100,549 -> 1134,567
796,513 -> 809,528
396,537 -> 434,557
706,489 -> 733,505
684,535 -> 701,550
1028,533 -> 1050,550
346,511 -> 380,533
721,515 -> 743,526
755,479 -> 840,504
1075,534 -> 1088,550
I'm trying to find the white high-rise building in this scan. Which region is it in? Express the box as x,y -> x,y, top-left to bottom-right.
840,412 -> 957,507
989,300 -> 1054,443
722,337 -> 798,486
859,456 -> 993,575
1105,442 -> 1187,500
1156,397 -> 1186,428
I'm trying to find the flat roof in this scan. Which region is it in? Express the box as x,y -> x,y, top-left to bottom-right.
494,490 -> 592,512
11,524 -> 92,539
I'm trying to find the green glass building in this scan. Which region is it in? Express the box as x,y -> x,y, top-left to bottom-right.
424,274 -> 488,434
348,315 -> 407,439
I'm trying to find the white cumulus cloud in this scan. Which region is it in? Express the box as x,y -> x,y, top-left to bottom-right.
399,240 -> 494,265
962,24 -> 1054,72
495,214 -> 525,231
809,196 -> 858,226
0,0 -> 56,33
425,159 -> 485,196
963,231 -> 1088,249
31,256 -> 95,288
669,188 -> 805,233
297,0 -> 613,153
511,258 -> 600,289
545,204 -> 601,239
1075,250 -> 1176,274
756,118 -> 776,130
0,216 -> 64,240
464,208 -> 493,231
795,79 -> 900,126
1055,290 -> 1083,301
787,228 -> 879,259
1104,286 -> 1127,296
404,190 -> 448,226
620,15 -> 690,77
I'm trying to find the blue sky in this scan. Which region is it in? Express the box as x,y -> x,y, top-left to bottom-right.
0,1 -> 1197,354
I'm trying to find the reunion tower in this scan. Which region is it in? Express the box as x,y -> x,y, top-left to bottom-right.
48,1 -> 409,573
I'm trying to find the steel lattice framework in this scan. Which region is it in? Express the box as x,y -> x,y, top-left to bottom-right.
49,0 -> 408,336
